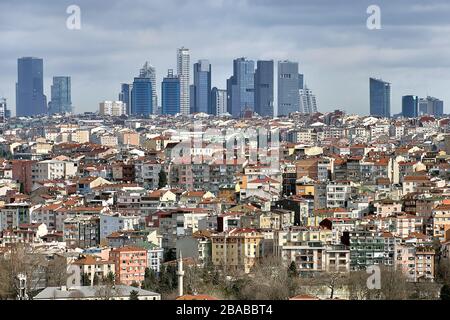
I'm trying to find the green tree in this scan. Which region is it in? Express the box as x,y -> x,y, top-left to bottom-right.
103,271 -> 115,285
158,169 -> 168,189
287,261 -> 298,278
441,284 -> 450,300
129,290 -> 139,300
142,268 -> 158,291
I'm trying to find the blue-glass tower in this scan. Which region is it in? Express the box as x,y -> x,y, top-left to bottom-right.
131,77 -> 152,117
227,58 -> 255,118
254,60 -> 274,117
370,78 -> 391,118
49,76 -> 72,114
16,57 -> 47,117
402,95 -> 418,118
193,60 -> 212,114
162,70 -> 180,115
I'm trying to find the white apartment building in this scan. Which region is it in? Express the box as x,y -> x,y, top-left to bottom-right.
99,101 -> 126,117
32,159 -> 78,182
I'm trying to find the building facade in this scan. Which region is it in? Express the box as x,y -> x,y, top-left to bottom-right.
278,60 -> 300,117
193,60 -> 212,114
49,76 -> 72,114
227,58 -> 255,118
370,78 -> 391,118
162,69 -> 180,115
402,95 -> 419,118
16,57 -> 47,117
177,47 -> 191,115
131,77 -> 153,117
254,60 -> 274,118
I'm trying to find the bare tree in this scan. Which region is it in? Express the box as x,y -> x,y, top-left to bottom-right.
239,256 -> 294,300
378,265 -> 409,300
347,270 -> 371,300
0,244 -> 48,299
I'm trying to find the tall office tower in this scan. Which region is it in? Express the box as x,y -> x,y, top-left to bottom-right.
0,98 -> 7,122
419,96 -> 444,117
162,69 -> 181,115
190,84 -> 195,114
299,74 -> 304,90
177,47 -> 191,115
254,60 -> 274,117
16,57 -> 47,117
48,76 -> 72,114
99,101 -> 126,117
370,78 -> 391,118
119,83 -> 132,115
139,62 -> 158,113
131,77 -> 152,117
227,57 -> 255,118
193,60 -> 212,114
211,87 -> 227,116
299,86 -> 318,114
402,95 -> 419,118
278,60 -> 300,117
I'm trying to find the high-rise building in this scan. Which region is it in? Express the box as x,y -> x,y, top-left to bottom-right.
227,57 -> 255,118
211,87 -> 227,116
419,96 -> 444,117
131,77 -> 152,117
119,83 -> 132,115
299,86 -> 318,114
254,60 -> 274,117
177,47 -> 191,115
49,76 -> 72,114
278,60 -> 300,117
16,57 -> 47,117
99,101 -> 126,117
299,74 -> 304,90
162,69 -> 181,116
402,95 -> 419,118
370,78 -> 391,118
0,98 -> 7,122
190,84 -> 195,114
139,62 -> 158,114
193,60 -> 212,114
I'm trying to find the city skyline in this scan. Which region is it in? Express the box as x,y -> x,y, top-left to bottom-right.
1,0 -> 450,117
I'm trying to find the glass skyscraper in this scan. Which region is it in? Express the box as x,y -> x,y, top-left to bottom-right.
419,96 -> 444,117
139,62 -> 158,113
402,95 -> 419,118
278,60 -> 300,117
193,60 -> 212,114
131,77 -> 152,117
162,70 -> 180,115
119,83 -> 132,115
254,60 -> 274,118
227,57 -> 255,118
211,87 -> 227,116
370,78 -> 391,118
49,76 -> 72,114
16,57 -> 47,117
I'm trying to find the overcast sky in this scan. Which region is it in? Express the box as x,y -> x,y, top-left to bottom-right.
1,0 -> 450,116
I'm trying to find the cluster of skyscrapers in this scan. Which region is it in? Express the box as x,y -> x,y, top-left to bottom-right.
369,77 -> 444,118
14,53 -> 445,120
118,48 -> 318,118
15,57 -> 72,117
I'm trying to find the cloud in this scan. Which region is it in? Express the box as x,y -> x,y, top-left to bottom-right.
0,0 -> 449,115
